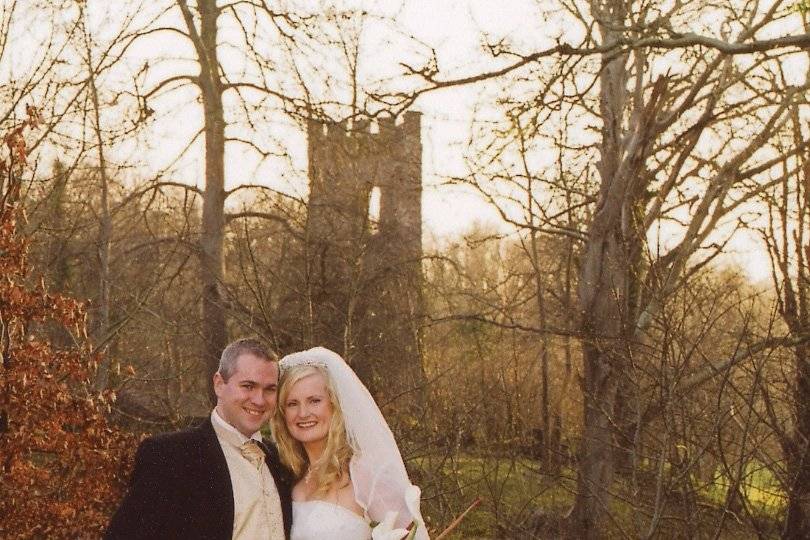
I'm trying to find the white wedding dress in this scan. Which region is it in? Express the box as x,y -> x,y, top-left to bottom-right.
279,349 -> 428,540
291,500 -> 372,540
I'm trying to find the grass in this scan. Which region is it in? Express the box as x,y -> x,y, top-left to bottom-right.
702,461 -> 786,514
415,454 -> 785,539
416,455 -> 575,538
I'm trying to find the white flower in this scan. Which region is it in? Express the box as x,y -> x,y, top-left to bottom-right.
371,511 -> 409,540
404,484 -> 425,533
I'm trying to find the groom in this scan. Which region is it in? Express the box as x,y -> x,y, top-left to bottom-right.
105,338 -> 293,539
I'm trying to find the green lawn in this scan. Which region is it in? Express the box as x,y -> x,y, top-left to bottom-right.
702,461 -> 785,514
414,455 -> 785,538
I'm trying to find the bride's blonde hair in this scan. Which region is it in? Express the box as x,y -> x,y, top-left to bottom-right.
271,364 -> 352,495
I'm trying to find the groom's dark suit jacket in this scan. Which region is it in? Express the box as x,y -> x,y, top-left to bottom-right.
105,418 -> 293,540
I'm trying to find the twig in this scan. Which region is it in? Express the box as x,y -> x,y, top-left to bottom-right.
434,498 -> 482,540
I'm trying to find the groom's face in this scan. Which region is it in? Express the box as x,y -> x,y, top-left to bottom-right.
214,353 -> 279,438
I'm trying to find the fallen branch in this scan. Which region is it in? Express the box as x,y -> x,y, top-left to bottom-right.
434,498 -> 482,540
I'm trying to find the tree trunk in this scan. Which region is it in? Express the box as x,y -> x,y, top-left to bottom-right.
83,11 -> 113,391
568,4 -> 630,533
529,226 -> 551,465
197,0 -> 227,405
784,344 -> 810,539
568,229 -> 628,537
780,95 -> 810,539
178,0 -> 228,405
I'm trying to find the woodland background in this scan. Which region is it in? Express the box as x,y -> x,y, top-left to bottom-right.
4,0 -> 810,538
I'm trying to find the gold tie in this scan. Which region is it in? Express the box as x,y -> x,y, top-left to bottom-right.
240,440 -> 265,469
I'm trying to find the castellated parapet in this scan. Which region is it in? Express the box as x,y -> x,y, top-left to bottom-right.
304,112 -> 426,415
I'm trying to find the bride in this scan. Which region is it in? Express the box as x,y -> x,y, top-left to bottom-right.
270,347 -> 428,540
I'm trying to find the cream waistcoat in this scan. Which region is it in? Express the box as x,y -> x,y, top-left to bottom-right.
211,409 -> 285,540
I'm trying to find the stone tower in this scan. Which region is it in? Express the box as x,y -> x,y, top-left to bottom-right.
305,112 -> 426,413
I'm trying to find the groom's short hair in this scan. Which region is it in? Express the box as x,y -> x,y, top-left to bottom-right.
217,337 -> 278,381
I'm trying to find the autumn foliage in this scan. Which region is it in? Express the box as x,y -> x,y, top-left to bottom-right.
0,112 -> 135,539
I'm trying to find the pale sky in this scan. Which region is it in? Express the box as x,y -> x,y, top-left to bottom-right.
16,0 -> 797,283
115,0 -> 548,241
392,1 -> 783,282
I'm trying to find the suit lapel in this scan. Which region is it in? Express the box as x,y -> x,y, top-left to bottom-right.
196,419 -> 235,539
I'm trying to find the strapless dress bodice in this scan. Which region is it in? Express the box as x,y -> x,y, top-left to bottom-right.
290,500 -> 372,540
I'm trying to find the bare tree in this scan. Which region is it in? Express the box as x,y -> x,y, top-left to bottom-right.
759,92 -> 810,537
131,1 -> 416,403
398,1 -> 810,535
455,95 -> 593,466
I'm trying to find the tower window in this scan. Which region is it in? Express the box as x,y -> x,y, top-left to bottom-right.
368,185 -> 381,233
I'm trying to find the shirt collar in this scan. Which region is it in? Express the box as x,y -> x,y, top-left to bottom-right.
211,408 -> 263,447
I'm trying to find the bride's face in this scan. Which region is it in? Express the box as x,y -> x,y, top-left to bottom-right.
283,372 -> 333,448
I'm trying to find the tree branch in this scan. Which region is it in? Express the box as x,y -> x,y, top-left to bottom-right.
405,31 -> 810,96
224,210 -> 300,237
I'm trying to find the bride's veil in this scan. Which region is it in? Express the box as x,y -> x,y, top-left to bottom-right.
280,347 -> 428,539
